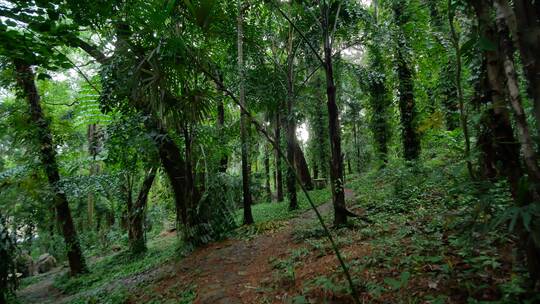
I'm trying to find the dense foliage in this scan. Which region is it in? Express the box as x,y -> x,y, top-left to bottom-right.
1,0 -> 540,303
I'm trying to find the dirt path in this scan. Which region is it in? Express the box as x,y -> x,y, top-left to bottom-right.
18,189 -> 355,304
136,188 -> 355,304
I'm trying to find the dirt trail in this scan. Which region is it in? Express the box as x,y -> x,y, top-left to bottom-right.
18,189 -> 355,304
138,188 -> 355,304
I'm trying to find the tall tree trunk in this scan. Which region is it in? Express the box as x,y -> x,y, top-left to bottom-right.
367,46 -> 391,165
14,61 -> 87,275
512,0 -> 540,133
494,0 -> 540,184
87,123 -> 101,230
472,0 -> 540,285
128,167 -> 156,254
323,18 -> 347,226
394,1 -> 421,161
448,0 -> 474,178
264,144 -> 272,200
286,31 -> 298,210
238,0 -> 254,224
217,99 -> 228,173
313,85 -> 329,178
275,111 -> 284,202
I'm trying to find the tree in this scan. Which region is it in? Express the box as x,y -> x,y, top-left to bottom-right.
393,0 -> 421,161
14,61 -> 87,275
238,0 -> 254,224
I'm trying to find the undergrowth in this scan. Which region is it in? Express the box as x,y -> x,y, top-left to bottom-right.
270,158 -> 539,303
52,234 -> 179,304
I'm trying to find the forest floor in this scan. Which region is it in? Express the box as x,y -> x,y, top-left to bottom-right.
17,169 -> 537,304
17,188 -> 346,304
129,188 -> 357,304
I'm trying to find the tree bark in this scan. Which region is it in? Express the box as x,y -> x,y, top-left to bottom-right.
448,0 -> 474,178
472,0 -> 540,285
128,167 -> 156,254
512,0 -> 540,133
264,144 -> 272,200
323,16 -> 347,226
394,1 -> 421,161
238,0 -> 254,224
293,139 -> 314,190
494,0 -> 540,185
14,61 -> 87,275
274,111 -> 284,202
217,99 -> 228,173
145,118 -> 189,229
286,28 -> 298,210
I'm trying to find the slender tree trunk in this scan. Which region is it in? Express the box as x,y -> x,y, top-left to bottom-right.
238,0 -> 254,224
217,99 -> 228,173
14,61 -> 87,275
275,111 -> 284,202
448,0 -> 474,178
285,28 -> 298,210
323,21 -> 347,226
264,144 -> 272,200
87,123 -> 102,230
128,167 -> 156,254
352,122 -> 361,173
314,89 -> 329,178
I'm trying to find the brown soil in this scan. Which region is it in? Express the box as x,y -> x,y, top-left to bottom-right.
130,189 -> 357,304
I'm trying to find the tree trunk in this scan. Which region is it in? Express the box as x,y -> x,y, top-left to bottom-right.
448,0 -> 474,178
394,1 -> 421,161
87,123 -> 101,230
275,111 -> 284,202
217,99 -> 228,173
512,0 -> 540,133
145,118 -> 188,229
286,27 -> 298,211
472,0 -> 540,285
14,61 -> 87,275
264,144 -> 272,201
352,122 -> 361,174
494,0 -> 540,185
293,139 -> 314,190
323,25 -> 347,226
238,0 -> 254,224
313,86 -> 329,178
128,167 -> 156,254
367,46 -> 391,165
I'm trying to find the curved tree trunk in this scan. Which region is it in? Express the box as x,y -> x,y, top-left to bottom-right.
14,61 -> 87,275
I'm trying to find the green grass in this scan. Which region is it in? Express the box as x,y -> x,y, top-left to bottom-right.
235,188 -> 332,224
53,234 -> 179,303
